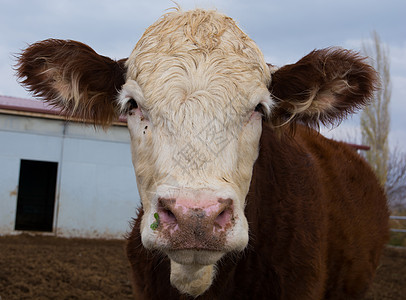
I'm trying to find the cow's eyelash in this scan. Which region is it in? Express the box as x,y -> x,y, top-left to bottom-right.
128,98 -> 138,110
254,103 -> 264,113
125,98 -> 140,116
254,103 -> 268,116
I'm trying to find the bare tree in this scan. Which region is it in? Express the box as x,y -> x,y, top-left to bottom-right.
386,147 -> 406,211
360,31 -> 392,187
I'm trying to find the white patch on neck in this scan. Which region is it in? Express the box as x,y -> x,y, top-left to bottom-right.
170,261 -> 216,297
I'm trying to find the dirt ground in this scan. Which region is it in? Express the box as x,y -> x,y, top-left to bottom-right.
0,235 -> 132,300
0,235 -> 405,300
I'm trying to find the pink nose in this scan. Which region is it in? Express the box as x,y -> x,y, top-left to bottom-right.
157,197 -> 234,250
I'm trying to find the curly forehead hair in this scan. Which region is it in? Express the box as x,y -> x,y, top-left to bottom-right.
125,9 -> 270,123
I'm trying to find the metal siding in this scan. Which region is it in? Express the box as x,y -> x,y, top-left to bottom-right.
0,114 -> 140,238
0,156 -> 20,234
57,137 -> 138,238
0,123 -> 63,235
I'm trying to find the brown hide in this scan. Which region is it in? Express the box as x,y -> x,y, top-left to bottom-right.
126,123 -> 389,300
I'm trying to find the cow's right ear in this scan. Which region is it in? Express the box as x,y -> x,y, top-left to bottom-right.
268,48 -> 378,128
16,39 -> 126,126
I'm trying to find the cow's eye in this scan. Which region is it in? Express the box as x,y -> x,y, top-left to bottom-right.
253,103 -> 270,120
254,103 -> 265,115
127,98 -> 138,111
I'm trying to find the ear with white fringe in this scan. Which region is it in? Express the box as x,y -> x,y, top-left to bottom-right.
16,39 -> 127,126
268,48 -> 379,127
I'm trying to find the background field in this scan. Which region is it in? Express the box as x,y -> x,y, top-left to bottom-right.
0,234 -> 405,299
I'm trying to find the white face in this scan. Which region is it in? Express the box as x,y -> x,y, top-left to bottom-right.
118,9 -> 272,296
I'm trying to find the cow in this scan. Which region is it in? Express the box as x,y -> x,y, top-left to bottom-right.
16,8 -> 388,300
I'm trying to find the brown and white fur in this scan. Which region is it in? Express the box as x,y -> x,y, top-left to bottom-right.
16,8 -> 388,299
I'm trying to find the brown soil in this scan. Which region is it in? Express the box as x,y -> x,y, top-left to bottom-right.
0,235 -> 132,300
0,234 -> 405,299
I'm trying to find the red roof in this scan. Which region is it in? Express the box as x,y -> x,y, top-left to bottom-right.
0,95 -> 127,124
0,95 -> 61,115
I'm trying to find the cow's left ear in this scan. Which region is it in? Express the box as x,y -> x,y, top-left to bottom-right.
16,39 -> 126,126
268,48 -> 378,127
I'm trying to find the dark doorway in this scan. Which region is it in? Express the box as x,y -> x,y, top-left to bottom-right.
15,159 -> 58,232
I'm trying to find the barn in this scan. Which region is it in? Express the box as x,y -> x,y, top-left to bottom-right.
0,95 -> 140,238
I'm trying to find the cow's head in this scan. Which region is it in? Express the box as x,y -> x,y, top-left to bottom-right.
16,9 -> 377,297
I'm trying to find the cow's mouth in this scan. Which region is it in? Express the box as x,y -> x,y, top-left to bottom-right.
166,249 -> 225,265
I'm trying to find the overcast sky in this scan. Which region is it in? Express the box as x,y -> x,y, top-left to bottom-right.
1,0 -> 405,148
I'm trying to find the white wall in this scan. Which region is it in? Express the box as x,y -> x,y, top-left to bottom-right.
0,114 -> 140,238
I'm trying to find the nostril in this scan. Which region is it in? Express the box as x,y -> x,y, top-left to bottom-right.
215,208 -> 232,228
158,198 -> 177,225
162,208 -> 177,223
